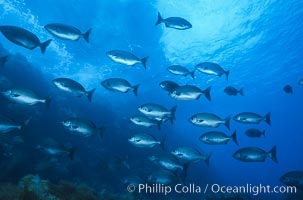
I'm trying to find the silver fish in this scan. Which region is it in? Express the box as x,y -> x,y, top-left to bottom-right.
44,23 -> 92,42
52,78 -> 96,102
280,171 -> 303,189
0,25 -> 51,54
233,146 -> 278,163
130,115 -> 162,130
0,115 -> 29,133
171,147 -> 211,166
199,130 -> 238,145
147,170 -> 180,185
128,133 -> 164,149
169,85 -> 211,101
106,50 -> 148,69
155,12 -> 192,30
233,112 -> 271,126
298,78 -> 303,86
195,62 -> 229,80
167,65 -> 195,79
62,117 -> 103,137
159,81 -> 180,93
189,113 -> 231,130
1,88 -> 50,106
149,154 -> 184,171
245,128 -> 265,138
138,103 -> 177,124
101,78 -> 139,96
37,145 -> 75,160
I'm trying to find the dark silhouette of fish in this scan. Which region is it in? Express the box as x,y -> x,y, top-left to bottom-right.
224,86 -> 244,96
245,128 -> 265,138
283,85 -> 293,94
0,55 -> 9,67
0,25 -> 51,54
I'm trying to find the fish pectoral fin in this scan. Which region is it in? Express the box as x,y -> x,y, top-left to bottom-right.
135,139 -> 141,143
12,94 -> 20,97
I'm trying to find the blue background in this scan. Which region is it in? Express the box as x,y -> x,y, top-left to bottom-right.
0,0 -> 302,199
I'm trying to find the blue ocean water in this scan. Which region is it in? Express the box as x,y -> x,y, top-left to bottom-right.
0,0 -> 302,199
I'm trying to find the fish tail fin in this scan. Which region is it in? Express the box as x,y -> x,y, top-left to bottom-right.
69,147 -> 75,160
264,112 -> 271,126
224,115 -> 231,130
204,152 -> 212,167
40,39 -> 52,54
45,96 -> 51,108
203,86 -> 212,101
86,88 -> 96,102
83,28 -> 92,43
268,145 -> 278,163
239,88 -> 244,96
181,162 -> 190,184
98,127 -> 104,138
155,12 -> 163,25
132,84 -> 140,96
0,55 -> 9,67
225,70 -> 230,80
157,120 -> 162,130
141,56 -> 149,69
231,130 -> 238,145
262,130 -> 266,137
21,117 -> 32,130
170,105 -> 177,124
160,135 -> 166,150
189,69 -> 196,79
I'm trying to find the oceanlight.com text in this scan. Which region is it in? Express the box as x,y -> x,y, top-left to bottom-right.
127,183 -> 297,196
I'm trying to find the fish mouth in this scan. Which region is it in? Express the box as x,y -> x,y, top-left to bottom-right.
188,117 -> 194,122
232,152 -> 239,159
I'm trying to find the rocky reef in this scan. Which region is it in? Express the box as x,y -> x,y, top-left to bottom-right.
0,174 -> 135,200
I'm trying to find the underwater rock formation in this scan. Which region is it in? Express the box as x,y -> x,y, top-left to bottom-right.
0,174 -> 135,200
